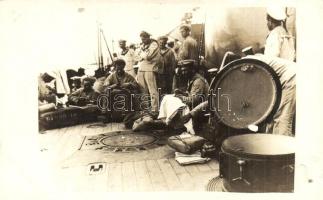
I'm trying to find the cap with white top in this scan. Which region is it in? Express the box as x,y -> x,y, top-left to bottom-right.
267,6 -> 287,21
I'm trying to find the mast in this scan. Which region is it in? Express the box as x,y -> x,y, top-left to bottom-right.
97,21 -> 103,69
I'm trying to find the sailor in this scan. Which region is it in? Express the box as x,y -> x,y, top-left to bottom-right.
118,39 -> 137,78
174,59 -> 209,109
247,54 -> 296,136
157,36 -> 176,94
177,24 -> 199,62
136,31 -> 163,113
38,73 -> 56,104
265,7 -> 295,61
103,59 -> 140,93
68,77 -> 99,106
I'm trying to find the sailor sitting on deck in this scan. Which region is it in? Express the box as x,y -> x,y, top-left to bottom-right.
103,59 -> 140,93
158,59 -> 209,134
173,59 -> 209,109
68,76 -> 99,107
102,59 -> 142,120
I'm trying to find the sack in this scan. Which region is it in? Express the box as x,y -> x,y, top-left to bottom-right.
167,134 -> 206,154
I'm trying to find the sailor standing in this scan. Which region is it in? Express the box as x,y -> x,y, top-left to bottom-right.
118,40 -> 137,78
157,36 -> 177,94
136,31 -> 163,113
265,7 -> 296,61
177,24 -> 199,62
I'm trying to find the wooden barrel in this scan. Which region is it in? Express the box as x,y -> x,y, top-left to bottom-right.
209,58 -> 282,129
219,134 -> 295,192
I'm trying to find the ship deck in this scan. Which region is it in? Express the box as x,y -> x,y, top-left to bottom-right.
38,122 -> 220,192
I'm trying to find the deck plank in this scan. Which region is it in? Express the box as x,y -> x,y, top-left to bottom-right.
145,160 -> 168,191
168,158 -> 187,174
121,161 -> 137,191
57,166 -> 87,191
156,159 -> 181,191
195,162 -> 212,172
191,171 -> 217,191
168,158 -> 194,191
183,163 -> 199,176
107,162 -> 123,191
133,160 -> 153,191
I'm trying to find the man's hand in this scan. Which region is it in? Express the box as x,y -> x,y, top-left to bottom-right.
121,82 -> 131,88
108,84 -> 119,89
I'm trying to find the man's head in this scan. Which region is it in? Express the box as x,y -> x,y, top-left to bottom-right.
140,31 -> 151,45
82,77 -> 95,92
266,7 -> 286,31
129,43 -> 136,50
167,41 -> 174,48
41,72 -> 55,83
180,24 -> 191,39
118,39 -> 127,50
113,59 -> 126,77
178,59 -> 196,79
158,36 -> 168,48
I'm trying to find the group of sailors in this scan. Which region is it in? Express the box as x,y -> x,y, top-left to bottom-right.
39,7 -> 296,138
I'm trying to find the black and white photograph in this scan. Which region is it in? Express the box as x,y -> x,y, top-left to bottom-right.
1,0 -> 323,199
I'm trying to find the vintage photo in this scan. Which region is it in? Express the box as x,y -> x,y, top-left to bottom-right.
35,3 -> 297,192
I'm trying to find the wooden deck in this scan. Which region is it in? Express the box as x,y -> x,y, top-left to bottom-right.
38,123 -> 219,192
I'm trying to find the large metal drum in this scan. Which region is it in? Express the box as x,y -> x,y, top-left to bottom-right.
209,58 -> 282,129
219,134 -> 295,192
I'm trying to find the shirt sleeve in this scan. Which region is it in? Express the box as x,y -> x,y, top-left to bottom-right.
103,74 -> 114,86
183,79 -> 207,107
68,89 -> 82,103
145,41 -> 159,61
169,51 -> 176,74
264,31 -> 282,58
190,101 -> 209,117
125,74 -> 139,89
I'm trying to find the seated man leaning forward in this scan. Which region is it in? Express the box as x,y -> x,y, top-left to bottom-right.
68,76 -> 99,106
157,59 -> 209,134
103,59 -> 140,93
103,59 -> 141,114
181,54 -> 296,136
174,59 -> 209,109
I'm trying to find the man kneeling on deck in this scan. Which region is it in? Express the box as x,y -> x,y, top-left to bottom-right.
158,59 -> 209,134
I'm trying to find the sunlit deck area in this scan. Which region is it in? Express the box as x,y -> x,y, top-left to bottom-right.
38,122 -> 219,192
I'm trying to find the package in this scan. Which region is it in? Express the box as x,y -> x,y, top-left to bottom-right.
167,133 -> 206,154
175,151 -> 210,165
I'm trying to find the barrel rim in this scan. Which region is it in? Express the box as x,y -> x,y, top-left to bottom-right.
221,133 -> 295,159
209,58 -> 282,129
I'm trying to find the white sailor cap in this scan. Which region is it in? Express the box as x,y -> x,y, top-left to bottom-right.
267,6 -> 287,21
